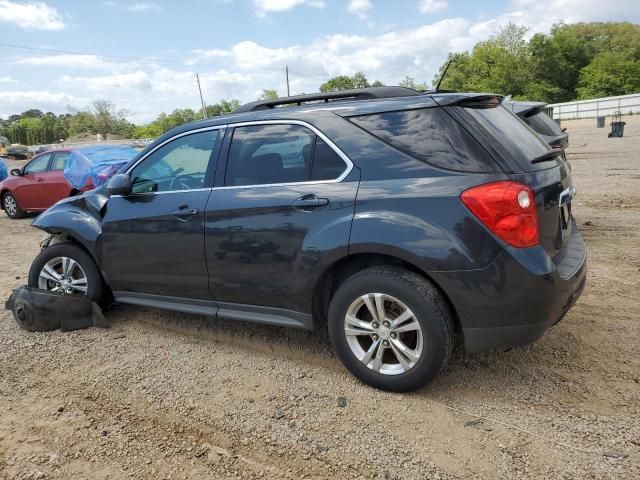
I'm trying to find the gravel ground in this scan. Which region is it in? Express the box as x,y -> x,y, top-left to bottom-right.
1,117 -> 639,479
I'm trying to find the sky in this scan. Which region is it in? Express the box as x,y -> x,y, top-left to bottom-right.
0,0 -> 639,124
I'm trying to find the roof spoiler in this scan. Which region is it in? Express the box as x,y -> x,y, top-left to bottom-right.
235,87 -> 422,113
433,94 -> 504,108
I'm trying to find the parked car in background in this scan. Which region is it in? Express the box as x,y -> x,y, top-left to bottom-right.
0,141 -> 30,160
503,100 -> 568,150
0,160 -> 8,182
0,145 -> 138,219
27,88 -> 586,391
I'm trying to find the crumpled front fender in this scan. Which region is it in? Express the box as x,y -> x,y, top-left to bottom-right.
31,189 -> 108,262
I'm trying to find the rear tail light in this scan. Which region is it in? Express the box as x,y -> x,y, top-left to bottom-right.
460,181 -> 539,248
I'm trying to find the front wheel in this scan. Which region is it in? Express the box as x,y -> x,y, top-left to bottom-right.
28,242 -> 104,304
328,266 -> 454,392
3,192 -> 25,219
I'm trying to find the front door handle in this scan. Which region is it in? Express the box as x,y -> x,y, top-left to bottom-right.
293,194 -> 329,212
36,177 -> 44,182
172,207 -> 199,220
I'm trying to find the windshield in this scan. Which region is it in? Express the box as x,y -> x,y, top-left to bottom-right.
454,105 -> 559,172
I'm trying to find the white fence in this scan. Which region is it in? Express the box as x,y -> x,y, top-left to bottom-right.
548,93 -> 640,120
27,138 -> 151,153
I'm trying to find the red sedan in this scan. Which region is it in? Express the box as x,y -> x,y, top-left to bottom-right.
1,146 -> 139,219
0,151 -> 82,218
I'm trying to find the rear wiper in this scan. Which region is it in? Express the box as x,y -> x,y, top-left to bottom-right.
531,149 -> 563,164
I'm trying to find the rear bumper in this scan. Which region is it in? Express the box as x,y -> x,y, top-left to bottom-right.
432,227 -> 587,353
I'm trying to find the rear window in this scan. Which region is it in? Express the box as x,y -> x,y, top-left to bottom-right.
457,105 -> 556,172
349,107 -> 499,173
522,111 -> 564,137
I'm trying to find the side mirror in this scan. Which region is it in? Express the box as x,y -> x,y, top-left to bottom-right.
106,173 -> 132,196
10,168 -> 22,177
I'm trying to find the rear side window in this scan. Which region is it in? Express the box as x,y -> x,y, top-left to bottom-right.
225,124 -> 348,186
349,107 -> 498,173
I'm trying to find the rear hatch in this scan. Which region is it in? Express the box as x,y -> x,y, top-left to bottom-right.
441,98 -> 574,259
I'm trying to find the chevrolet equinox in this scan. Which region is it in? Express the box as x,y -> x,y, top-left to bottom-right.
26,87 -> 587,391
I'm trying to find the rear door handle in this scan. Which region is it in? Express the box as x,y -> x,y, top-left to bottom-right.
172,207 -> 199,220
293,194 -> 329,212
36,177 -> 44,182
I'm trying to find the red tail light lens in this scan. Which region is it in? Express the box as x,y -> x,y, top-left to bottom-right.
460,181 -> 539,248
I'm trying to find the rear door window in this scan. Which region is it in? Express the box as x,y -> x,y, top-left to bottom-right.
310,138 -> 347,181
51,152 -> 71,171
225,124 -> 348,186
349,107 -> 499,173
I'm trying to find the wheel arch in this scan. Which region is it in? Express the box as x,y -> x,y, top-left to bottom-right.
311,251 -> 462,335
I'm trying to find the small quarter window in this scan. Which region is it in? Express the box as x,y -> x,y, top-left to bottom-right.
130,130 -> 219,194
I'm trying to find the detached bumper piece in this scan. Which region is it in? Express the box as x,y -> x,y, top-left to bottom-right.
5,286 -> 109,332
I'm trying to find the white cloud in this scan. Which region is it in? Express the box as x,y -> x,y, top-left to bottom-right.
184,48 -> 233,66
0,76 -> 15,83
60,71 -> 152,91
419,0 -> 447,15
15,54 -> 117,69
3,0 -> 639,123
0,0 -> 65,30
347,0 -> 372,19
0,91 -> 88,118
253,0 -> 324,17
126,2 -> 161,12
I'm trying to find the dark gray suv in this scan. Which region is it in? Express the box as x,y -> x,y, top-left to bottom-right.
27,87 -> 586,391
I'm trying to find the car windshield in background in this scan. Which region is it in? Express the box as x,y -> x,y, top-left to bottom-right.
523,111 -> 565,137
455,105 -> 557,172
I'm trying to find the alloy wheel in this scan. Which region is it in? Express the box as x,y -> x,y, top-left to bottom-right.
344,293 -> 423,375
37,256 -> 88,295
4,195 -> 17,217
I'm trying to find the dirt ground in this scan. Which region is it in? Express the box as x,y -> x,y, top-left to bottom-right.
1,116 -> 639,480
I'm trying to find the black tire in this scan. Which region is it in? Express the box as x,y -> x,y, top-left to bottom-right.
28,242 -> 104,304
3,191 -> 26,219
328,266 -> 454,392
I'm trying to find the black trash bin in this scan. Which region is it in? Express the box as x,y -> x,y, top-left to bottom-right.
609,121 -> 626,138
597,116 -> 605,128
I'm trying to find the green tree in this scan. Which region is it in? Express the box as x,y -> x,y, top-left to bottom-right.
260,89 -> 279,100
577,51 -> 640,99
319,72 -> 380,92
398,75 -> 428,91
205,99 -> 241,116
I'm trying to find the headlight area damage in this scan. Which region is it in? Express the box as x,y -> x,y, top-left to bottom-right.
5,286 -> 110,332
32,187 -> 109,257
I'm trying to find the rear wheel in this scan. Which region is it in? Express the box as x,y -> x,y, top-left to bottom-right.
328,266 -> 454,392
3,192 -> 25,219
28,242 -> 104,304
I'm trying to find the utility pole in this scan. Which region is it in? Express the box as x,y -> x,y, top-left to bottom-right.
196,74 -> 207,119
285,65 -> 290,97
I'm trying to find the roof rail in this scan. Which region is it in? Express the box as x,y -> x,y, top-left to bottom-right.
235,87 -> 422,113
